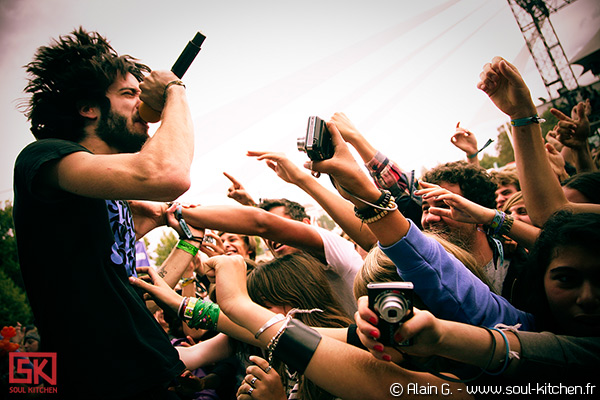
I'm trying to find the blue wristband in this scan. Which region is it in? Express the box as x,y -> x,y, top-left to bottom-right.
510,115 -> 545,126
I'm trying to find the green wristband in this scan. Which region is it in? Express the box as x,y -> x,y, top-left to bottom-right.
188,298 -> 220,331
177,240 -> 199,257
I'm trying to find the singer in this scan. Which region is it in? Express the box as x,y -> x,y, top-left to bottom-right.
13,27 -> 194,399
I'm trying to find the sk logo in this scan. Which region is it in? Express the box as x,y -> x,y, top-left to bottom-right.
9,352 -> 57,385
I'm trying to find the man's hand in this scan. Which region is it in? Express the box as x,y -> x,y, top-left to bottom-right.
331,112 -> 362,144
139,70 -> 180,112
550,101 -> 591,151
223,172 -> 256,206
129,201 -> 168,239
202,255 -> 249,316
477,57 -> 537,119
451,122 -> 478,156
247,151 -> 308,185
545,142 -> 569,181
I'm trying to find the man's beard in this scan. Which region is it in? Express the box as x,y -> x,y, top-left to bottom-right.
425,223 -> 475,252
96,109 -> 148,153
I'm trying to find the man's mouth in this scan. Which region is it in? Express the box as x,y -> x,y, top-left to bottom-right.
573,314 -> 600,326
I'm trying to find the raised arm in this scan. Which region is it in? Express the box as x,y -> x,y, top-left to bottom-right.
451,122 -> 481,166
247,150 -> 377,252
477,57 -> 600,226
45,70 -> 194,201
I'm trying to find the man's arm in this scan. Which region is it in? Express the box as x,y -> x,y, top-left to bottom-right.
247,151 -> 377,252
44,71 -> 194,201
477,57 -> 600,226
181,204 -> 326,257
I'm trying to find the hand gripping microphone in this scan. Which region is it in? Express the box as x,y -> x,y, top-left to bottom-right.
138,31 -> 206,123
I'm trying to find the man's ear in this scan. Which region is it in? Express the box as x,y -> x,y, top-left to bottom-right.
77,102 -> 100,120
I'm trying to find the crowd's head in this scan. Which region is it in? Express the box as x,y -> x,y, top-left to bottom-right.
561,171 -> 600,204
523,210 -> 600,336
490,167 -> 521,209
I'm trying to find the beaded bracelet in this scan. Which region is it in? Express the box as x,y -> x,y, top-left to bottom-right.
183,297 -> 198,320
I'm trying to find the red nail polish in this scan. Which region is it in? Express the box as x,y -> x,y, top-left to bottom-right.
370,330 -> 380,339
373,344 -> 384,352
394,333 -> 403,343
369,317 -> 378,325
383,354 -> 392,362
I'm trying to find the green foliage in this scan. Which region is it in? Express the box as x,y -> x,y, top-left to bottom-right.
153,229 -> 178,266
0,201 -> 33,327
479,129 -> 515,169
0,270 -> 33,327
316,214 -> 336,231
540,108 -> 559,139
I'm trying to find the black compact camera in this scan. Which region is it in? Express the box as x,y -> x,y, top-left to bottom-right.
368,282 -> 414,346
297,116 -> 334,161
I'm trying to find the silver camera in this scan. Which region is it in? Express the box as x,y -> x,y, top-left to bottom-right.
297,116 -> 334,161
367,282 -> 414,346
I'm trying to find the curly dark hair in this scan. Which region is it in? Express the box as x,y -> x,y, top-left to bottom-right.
421,161 -> 497,209
522,210 -> 600,333
23,27 -> 150,141
257,198 -> 309,221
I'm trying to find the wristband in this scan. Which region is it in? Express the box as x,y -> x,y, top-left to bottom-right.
255,314 -> 286,339
187,299 -> 220,331
176,240 -> 198,257
271,318 -> 322,374
183,297 -> 198,320
163,80 -> 186,102
510,115 -> 545,127
179,277 -> 195,287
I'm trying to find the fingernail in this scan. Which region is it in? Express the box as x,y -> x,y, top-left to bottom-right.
370,330 -> 380,339
373,344 -> 384,352
382,354 -> 392,362
369,317 -> 378,325
394,333 -> 403,343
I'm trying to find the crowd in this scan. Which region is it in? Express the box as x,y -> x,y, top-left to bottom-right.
3,27 -> 599,399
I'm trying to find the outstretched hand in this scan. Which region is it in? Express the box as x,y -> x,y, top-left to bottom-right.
129,266 -> 183,314
202,255 -> 250,317
477,57 -> 537,119
415,182 -> 494,225
223,172 -> 256,206
247,151 -> 308,185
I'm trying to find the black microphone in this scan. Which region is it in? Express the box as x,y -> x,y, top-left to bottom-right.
139,31 -> 206,123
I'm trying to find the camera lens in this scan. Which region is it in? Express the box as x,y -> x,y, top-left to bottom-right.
297,136 -> 307,153
375,291 -> 409,323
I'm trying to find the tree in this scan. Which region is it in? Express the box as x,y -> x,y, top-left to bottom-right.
152,229 -> 178,266
0,201 -> 33,327
480,129 -> 515,169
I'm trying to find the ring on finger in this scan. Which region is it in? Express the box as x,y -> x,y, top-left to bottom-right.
264,366 -> 272,373
247,387 -> 254,396
250,376 -> 257,386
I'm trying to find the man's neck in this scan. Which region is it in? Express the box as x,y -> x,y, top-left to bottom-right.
79,134 -> 118,155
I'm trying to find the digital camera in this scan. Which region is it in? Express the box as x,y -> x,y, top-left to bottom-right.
367,282 -> 414,346
297,116 -> 334,161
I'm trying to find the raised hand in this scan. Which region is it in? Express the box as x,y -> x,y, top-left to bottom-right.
477,57 -> 537,119
451,122 -> 479,156
550,101 -> 591,151
129,266 -> 183,314
223,172 -> 256,206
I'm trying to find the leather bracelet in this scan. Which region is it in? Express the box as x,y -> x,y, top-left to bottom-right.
163,80 -> 186,102
271,318 -> 322,374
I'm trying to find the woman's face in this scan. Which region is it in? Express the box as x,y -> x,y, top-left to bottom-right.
544,245 -> 600,336
220,233 -> 250,258
24,338 -> 40,352
506,203 -> 532,225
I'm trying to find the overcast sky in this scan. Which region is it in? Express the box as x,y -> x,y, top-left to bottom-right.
1,0 -> 599,210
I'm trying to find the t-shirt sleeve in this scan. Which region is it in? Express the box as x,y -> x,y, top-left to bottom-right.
315,226 -> 363,278
14,139 -> 90,201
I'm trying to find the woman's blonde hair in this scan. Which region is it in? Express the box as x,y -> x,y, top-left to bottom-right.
354,232 -> 494,300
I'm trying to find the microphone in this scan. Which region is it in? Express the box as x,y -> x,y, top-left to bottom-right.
139,31 -> 206,123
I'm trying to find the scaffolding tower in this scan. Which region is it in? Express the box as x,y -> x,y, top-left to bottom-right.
507,0 -> 580,104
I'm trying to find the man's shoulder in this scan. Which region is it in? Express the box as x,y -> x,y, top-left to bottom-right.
16,139 -> 90,169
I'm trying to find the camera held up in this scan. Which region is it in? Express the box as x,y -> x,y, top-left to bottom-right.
368,282 -> 414,346
297,116 -> 334,161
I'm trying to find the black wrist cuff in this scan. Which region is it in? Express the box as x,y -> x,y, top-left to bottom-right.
346,323 -> 367,350
272,319 -> 321,374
